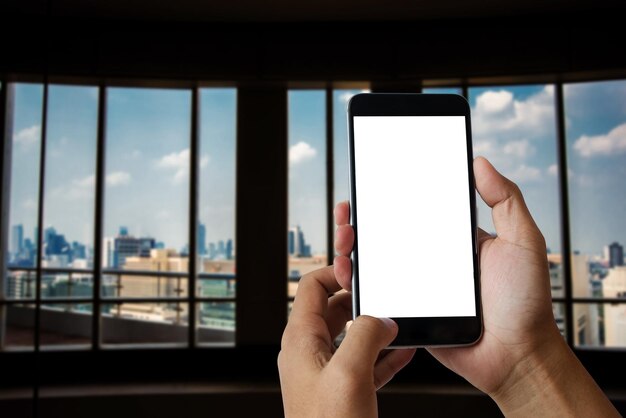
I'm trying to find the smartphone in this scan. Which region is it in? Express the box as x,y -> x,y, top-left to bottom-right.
347,93 -> 482,347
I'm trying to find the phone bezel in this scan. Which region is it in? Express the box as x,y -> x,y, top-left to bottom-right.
347,93 -> 482,347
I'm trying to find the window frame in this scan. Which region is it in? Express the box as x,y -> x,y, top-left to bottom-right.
0,73 -> 625,390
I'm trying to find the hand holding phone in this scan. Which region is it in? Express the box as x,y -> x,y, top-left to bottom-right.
348,93 -> 482,347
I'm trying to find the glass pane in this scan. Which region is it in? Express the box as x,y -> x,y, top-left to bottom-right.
553,302 -> 567,338
101,302 -> 188,346
42,85 -> 98,270
198,89 -> 237,283
40,303 -> 92,349
573,303 -> 626,348
197,302 -> 235,346
469,85 -> 562,297
41,271 -> 93,299
198,277 -> 235,298
102,271 -> 187,299
565,80 -> 626,305
5,84 -> 43,300
103,88 -> 190,284
422,87 -> 463,95
288,90 -> 327,297
2,303 -> 35,351
5,269 -> 36,299
333,88 -> 369,207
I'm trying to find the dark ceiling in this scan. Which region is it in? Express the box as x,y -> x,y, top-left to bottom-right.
4,0 -> 625,21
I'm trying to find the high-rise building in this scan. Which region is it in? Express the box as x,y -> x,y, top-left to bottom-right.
602,266 -> 626,347
608,242 -> 624,268
288,225 -> 311,257
226,239 -> 233,260
44,228 -> 70,257
198,223 -> 207,255
10,224 -> 24,260
115,235 -> 155,268
103,237 -> 116,268
208,242 -> 217,259
103,229 -> 156,268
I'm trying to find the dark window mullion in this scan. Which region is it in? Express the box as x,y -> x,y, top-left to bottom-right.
188,85 -> 199,348
0,77 -> 8,349
92,83 -> 107,351
326,85 -> 334,268
555,82 -> 575,347
34,81 -> 50,352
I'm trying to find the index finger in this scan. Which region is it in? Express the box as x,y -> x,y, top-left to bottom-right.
290,266 -> 343,321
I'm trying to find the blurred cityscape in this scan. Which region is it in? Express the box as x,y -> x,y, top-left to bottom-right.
4,220 -> 626,347
7,223 -> 236,336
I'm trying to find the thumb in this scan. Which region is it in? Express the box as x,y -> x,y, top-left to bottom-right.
474,157 -> 545,251
331,316 -> 398,376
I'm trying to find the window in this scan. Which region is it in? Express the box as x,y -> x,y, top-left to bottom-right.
198,88 -> 237,345
0,82 -> 237,351
564,80 -> 626,348
4,83 -> 44,350
287,90 -> 327,298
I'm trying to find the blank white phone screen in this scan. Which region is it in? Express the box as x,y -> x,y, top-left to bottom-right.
353,116 -> 476,318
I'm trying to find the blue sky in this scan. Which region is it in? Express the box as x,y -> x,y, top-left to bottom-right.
7,81 -> 625,263
288,91 -> 326,255
468,85 -> 561,253
8,84 -> 236,263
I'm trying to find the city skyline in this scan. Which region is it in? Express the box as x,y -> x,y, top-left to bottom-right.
5,82 -> 626,270
8,221 -> 235,268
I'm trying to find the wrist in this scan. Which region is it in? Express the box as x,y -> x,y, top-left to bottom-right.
490,330 -> 572,416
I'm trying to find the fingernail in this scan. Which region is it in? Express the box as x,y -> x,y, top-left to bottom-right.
380,317 -> 397,330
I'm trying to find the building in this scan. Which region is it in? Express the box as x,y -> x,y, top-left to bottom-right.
103,237 -> 116,268
549,253 -> 599,346
602,266 -> 626,347
288,225 -> 311,258
118,249 -> 189,323
609,242 -> 624,268
103,228 -> 156,268
10,224 -> 23,261
198,223 -> 207,255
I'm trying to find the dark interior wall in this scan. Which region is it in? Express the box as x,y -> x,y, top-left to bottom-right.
1,10 -> 625,82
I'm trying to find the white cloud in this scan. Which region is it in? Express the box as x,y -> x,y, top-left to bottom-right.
476,90 -> 514,114
49,175 -> 96,200
289,141 -> 317,165
509,164 -> 541,183
472,86 -> 555,140
106,171 -> 131,186
157,148 -> 190,183
13,125 -> 41,147
547,164 -> 574,179
573,122 -> 626,158
473,140 -> 493,155
502,139 -> 534,158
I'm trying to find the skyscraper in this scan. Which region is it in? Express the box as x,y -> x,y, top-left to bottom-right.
11,224 -> 24,260
609,242 -> 624,268
198,223 -> 207,255
226,239 -> 233,260
103,229 -> 156,268
288,225 -> 311,257
103,237 -> 116,268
